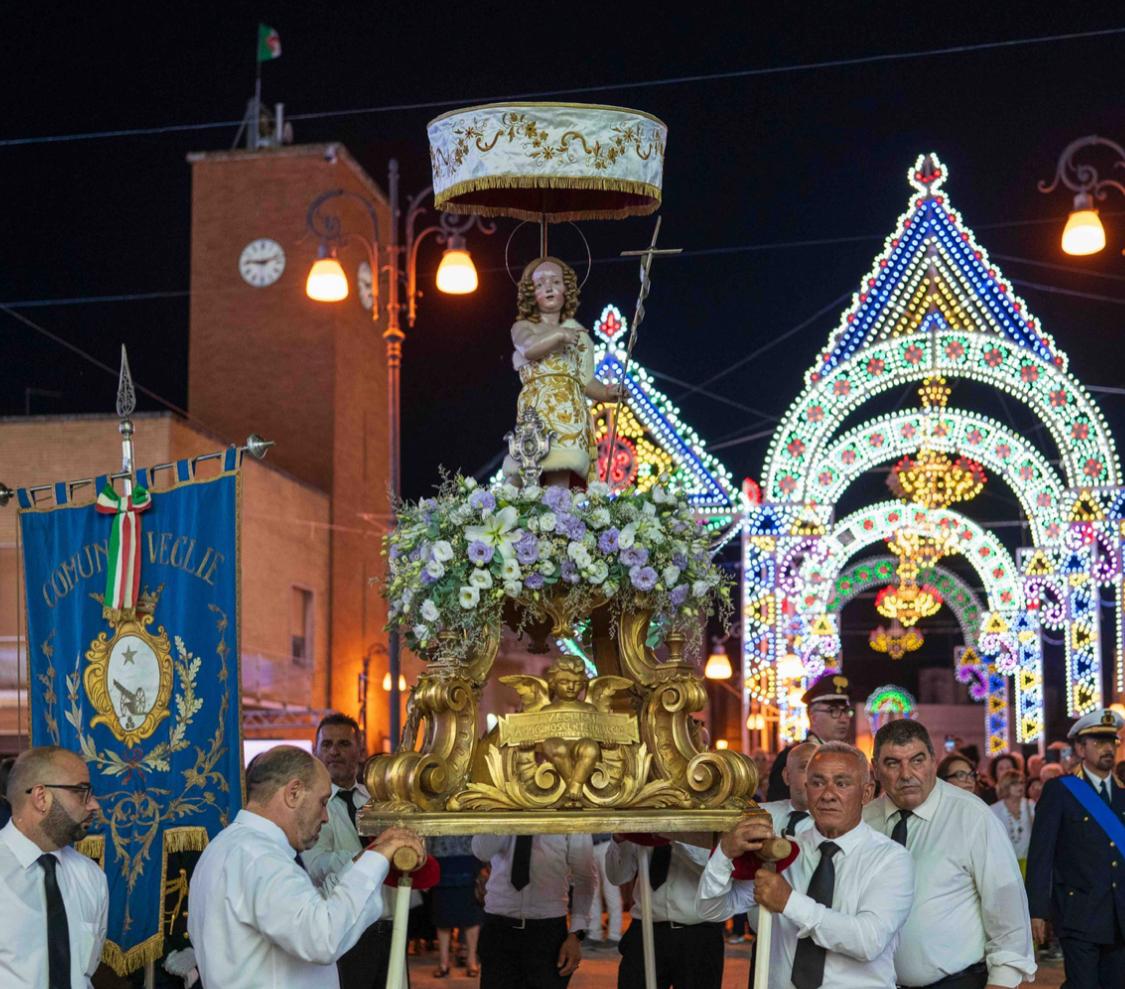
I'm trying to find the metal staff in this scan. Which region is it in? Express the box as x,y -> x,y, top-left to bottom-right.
602,217 -> 681,489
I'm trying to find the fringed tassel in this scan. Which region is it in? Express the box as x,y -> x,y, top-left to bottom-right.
164,825 -> 209,854
102,932 -> 165,977
435,175 -> 662,222
75,835 -> 105,868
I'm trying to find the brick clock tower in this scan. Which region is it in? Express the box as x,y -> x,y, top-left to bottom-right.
187,143 -> 395,746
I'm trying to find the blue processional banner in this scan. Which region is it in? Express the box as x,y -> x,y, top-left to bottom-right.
18,453 -> 242,974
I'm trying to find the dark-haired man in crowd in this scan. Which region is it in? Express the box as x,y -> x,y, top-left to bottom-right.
865,719 -> 1034,989
188,744 -> 425,989
0,746 -> 107,988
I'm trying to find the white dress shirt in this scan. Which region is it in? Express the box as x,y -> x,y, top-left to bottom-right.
472,833 -> 595,931
0,821 -> 108,989
696,820 -> 914,989
864,779 -> 1035,987
187,809 -> 390,989
603,840 -> 713,925
303,783 -> 393,918
990,798 -> 1034,862
760,798 -> 816,837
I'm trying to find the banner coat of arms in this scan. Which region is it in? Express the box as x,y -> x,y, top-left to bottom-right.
17,452 -> 243,974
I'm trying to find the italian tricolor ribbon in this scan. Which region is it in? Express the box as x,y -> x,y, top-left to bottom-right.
95,483 -> 152,611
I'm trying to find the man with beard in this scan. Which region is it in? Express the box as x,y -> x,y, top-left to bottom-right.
188,745 -> 425,989
0,745 -> 108,987
1026,708 -> 1125,988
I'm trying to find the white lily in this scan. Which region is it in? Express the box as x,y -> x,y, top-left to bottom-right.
465,505 -> 520,561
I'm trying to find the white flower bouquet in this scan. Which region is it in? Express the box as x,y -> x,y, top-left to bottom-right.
384,475 -> 730,661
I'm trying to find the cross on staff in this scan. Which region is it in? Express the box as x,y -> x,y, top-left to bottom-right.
602,216 -> 681,489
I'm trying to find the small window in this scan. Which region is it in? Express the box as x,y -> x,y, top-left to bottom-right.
290,587 -> 313,666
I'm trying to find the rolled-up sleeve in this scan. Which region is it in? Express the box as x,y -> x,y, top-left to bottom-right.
237,849 -> 389,964
471,834 -> 509,863
972,814 -> 1037,986
695,848 -> 756,922
603,839 -> 638,885
782,846 -> 914,962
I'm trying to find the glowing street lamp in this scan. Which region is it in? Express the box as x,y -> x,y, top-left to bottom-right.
1039,135 -> 1125,256
305,248 -> 349,302
704,648 -> 733,680
435,235 -> 479,294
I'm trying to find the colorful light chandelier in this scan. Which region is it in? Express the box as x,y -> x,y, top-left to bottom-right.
868,619 -> 925,660
875,582 -> 943,626
887,376 -> 988,510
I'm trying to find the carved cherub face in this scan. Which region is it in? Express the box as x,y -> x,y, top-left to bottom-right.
546,658 -> 588,701
532,261 -> 566,315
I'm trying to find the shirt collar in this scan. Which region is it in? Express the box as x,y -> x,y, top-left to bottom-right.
809,818 -> 868,855
235,809 -> 295,854
0,819 -> 55,870
330,782 -> 370,800
1081,766 -> 1111,785
909,778 -> 944,821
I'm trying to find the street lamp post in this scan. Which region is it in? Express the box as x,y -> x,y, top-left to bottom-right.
1039,135 -> 1125,256
306,159 -> 493,745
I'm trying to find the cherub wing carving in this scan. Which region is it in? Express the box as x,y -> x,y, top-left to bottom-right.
499,674 -> 551,712
586,675 -> 634,713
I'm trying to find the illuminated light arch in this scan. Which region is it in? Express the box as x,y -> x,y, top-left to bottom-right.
804,501 -> 1022,614
865,684 -> 917,731
765,330 -> 1119,500
811,410 -> 1067,545
589,304 -> 738,517
827,556 -> 985,646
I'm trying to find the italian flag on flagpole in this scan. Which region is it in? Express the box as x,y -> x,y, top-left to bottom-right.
257,23 -> 281,62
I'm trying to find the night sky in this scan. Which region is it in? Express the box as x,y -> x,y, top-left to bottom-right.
5,6 -> 1125,732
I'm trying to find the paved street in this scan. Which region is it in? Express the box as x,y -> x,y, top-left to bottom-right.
406,938 -> 1064,988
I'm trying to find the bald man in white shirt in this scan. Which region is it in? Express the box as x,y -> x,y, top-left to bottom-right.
188,745 -> 424,989
761,740 -> 819,839
0,746 -> 108,989
865,719 -> 1035,989
698,741 -> 915,989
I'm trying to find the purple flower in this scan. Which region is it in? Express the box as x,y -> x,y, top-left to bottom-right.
672,552 -> 688,569
467,540 -> 494,565
629,565 -> 658,592
598,528 -> 620,553
565,517 -> 588,541
620,545 -> 649,568
469,489 -> 496,513
515,534 -> 540,565
524,572 -> 545,590
560,560 -> 580,584
554,512 -> 575,534
670,584 -> 689,606
542,486 -> 571,512
421,569 -> 438,586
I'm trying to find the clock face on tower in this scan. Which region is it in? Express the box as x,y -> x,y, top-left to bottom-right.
357,260 -> 374,311
238,238 -> 286,287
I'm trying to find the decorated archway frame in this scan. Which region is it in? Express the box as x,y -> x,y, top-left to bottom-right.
764,330 -> 1119,501
810,410 -> 1068,545
865,684 -> 917,733
827,556 -> 984,645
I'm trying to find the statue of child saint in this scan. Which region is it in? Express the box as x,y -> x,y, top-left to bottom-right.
502,256 -> 621,488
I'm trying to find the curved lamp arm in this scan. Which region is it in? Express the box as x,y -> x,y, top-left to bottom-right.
306,188 -> 385,313
1038,135 -> 1125,201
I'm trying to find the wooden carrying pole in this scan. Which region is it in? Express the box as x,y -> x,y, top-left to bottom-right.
753,835 -> 793,989
384,846 -> 422,989
635,846 -> 658,989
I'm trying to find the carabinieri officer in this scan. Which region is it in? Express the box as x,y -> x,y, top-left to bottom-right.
1026,708 -> 1125,988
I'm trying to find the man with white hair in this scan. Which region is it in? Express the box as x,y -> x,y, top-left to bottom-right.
698,741 -> 914,989
188,745 -> 425,989
0,745 -> 108,988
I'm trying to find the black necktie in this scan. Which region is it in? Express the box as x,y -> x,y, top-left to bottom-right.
336,787 -> 358,830
891,809 -> 913,846
790,841 -> 840,989
648,844 -> 672,890
1101,780 -> 1113,806
784,810 -> 809,837
38,854 -> 71,989
510,835 -> 533,891
294,852 -> 308,872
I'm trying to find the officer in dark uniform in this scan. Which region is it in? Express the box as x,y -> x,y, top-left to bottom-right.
1026,708 -> 1125,988
766,673 -> 854,801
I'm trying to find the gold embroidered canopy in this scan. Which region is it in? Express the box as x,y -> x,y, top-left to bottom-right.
427,102 -> 668,222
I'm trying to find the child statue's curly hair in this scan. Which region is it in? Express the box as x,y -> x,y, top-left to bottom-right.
516,256 -> 580,322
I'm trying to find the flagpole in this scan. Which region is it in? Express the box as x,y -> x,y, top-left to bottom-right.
250,57 -> 262,150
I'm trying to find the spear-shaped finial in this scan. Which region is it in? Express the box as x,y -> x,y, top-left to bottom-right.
116,344 -> 136,418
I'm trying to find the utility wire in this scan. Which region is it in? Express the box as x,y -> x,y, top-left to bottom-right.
2,26 -> 1123,148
